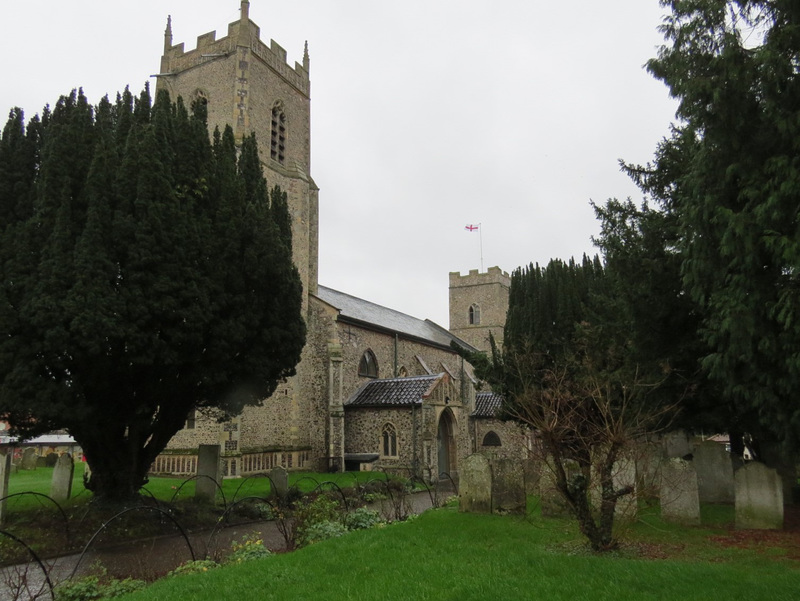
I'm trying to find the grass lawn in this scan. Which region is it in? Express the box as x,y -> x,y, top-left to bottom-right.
114,506 -> 800,601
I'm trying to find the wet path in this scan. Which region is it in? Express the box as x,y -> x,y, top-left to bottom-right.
0,490 -> 441,600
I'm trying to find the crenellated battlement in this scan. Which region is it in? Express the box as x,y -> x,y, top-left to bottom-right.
159,8 -> 310,96
449,266 -> 510,288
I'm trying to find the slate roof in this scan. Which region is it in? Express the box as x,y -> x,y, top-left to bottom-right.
316,286 -> 476,352
345,374 -> 442,408
471,391 -> 504,418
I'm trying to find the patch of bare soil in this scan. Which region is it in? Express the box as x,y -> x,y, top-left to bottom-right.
707,506 -> 800,560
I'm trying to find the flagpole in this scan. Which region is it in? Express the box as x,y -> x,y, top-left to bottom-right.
479,222 -> 483,272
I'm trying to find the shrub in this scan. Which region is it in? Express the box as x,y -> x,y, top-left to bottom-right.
297,520 -> 348,547
344,507 -> 382,531
55,575 -> 145,601
168,559 -> 219,577
228,532 -> 271,563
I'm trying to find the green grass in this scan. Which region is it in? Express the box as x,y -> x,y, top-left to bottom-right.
114,507 -> 800,601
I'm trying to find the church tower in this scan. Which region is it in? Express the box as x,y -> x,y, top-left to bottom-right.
156,1 -> 318,302
449,267 -> 510,353
156,2 -> 319,475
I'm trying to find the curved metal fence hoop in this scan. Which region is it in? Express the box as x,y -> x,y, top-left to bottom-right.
232,473 -> 274,503
438,471 -> 459,495
291,476 -> 321,494
169,474 -> 227,507
0,492 -> 71,541
205,495 -> 273,557
68,506 -> 195,581
0,529 -> 55,600
310,481 -> 349,511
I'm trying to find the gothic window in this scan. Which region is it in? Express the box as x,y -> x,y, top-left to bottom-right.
185,409 -> 196,430
482,431 -> 501,447
358,349 -> 378,378
382,423 -> 398,457
469,304 -> 481,325
397,366 -> 408,378
271,101 -> 286,164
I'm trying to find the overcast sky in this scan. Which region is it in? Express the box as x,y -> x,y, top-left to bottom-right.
1,1 -> 678,327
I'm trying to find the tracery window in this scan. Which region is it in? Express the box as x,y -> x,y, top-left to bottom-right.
271,102 -> 286,164
358,349 -> 378,378
382,423 -> 398,457
469,304 -> 481,325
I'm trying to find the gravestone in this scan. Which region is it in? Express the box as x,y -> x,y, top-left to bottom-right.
735,462 -> 783,530
0,452 -> 11,525
50,453 -> 74,502
663,430 -> 692,459
694,442 -> 734,504
491,457 -> 526,514
659,458 -> 700,525
270,466 -> 289,499
459,454 -> 492,513
523,455 -> 542,495
540,459 -> 579,518
20,448 -> 37,471
195,444 -> 221,502
634,440 -> 663,500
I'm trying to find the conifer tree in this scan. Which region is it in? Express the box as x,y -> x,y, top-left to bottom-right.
0,86 -> 305,501
627,0 -> 800,447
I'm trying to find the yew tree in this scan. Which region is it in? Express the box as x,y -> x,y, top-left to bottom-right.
628,0 -> 800,447
0,87 -> 306,501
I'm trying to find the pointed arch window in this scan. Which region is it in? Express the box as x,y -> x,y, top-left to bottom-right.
358,350 -> 378,378
469,304 -> 481,325
482,431 -> 501,447
382,423 -> 398,457
271,101 -> 286,164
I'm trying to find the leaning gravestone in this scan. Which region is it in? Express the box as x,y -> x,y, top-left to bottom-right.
50,453 -> 74,502
491,457 -> 526,514
195,444 -> 221,502
660,458 -> 700,525
0,452 -> 11,525
694,442 -> 734,504
270,466 -> 289,500
20,448 -> 37,471
459,454 -> 492,513
735,462 -> 783,530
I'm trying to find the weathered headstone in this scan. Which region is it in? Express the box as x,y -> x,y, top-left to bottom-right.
694,442 -> 734,504
540,459 -> 579,518
523,455 -> 542,495
195,444 -> 221,502
20,448 -> 37,471
610,457 -> 638,522
491,457 -> 526,514
660,458 -> 700,525
735,462 -> 783,530
459,454 -> 493,513
270,466 -> 289,499
634,440 -> 662,500
50,453 -> 74,502
0,451 -> 11,525
663,430 -> 692,459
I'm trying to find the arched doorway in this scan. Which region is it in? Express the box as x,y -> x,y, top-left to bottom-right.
437,408 -> 457,479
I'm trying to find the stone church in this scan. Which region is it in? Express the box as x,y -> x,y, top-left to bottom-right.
151,2 -> 527,481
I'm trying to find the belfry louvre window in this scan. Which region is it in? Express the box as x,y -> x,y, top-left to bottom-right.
469,304 -> 481,325
358,350 -> 378,378
382,423 -> 398,457
271,104 -> 286,164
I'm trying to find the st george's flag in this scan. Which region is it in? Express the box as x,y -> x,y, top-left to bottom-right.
464,224 -> 479,232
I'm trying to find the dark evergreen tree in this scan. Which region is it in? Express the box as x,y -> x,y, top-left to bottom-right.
627,0 -> 800,447
0,86 -> 305,501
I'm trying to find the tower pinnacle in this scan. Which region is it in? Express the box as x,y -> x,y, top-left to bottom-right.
241,1 -> 250,21
164,15 -> 173,53
303,40 -> 310,72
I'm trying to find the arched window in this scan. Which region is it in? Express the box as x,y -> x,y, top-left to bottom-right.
482,431 -> 501,447
271,101 -> 286,164
469,304 -> 481,325
382,423 -> 398,457
358,350 -> 378,378
397,366 -> 408,378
